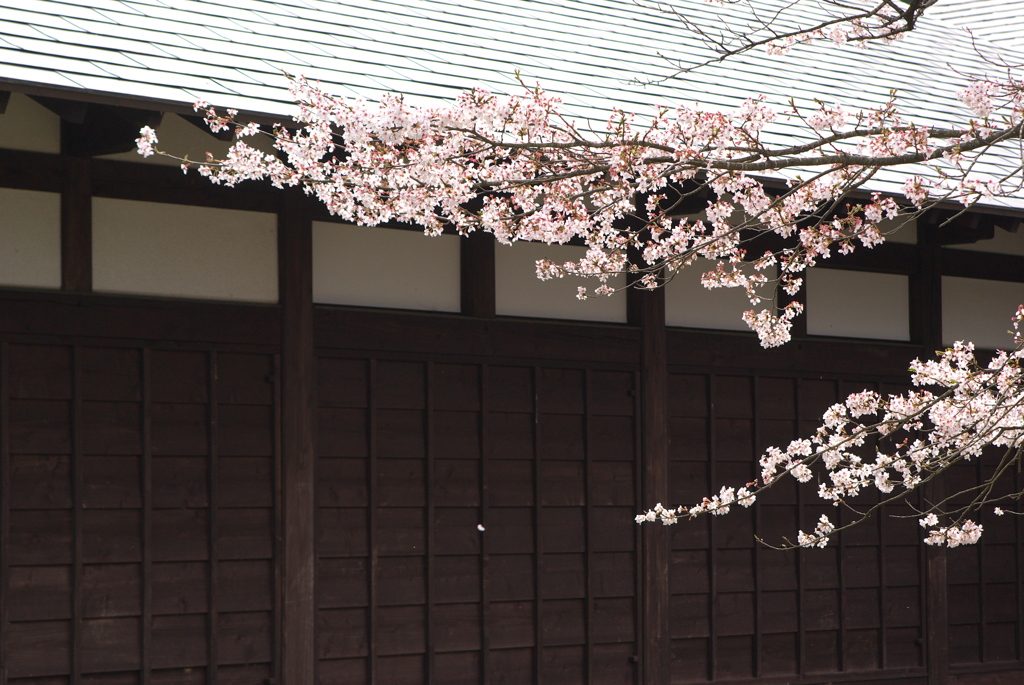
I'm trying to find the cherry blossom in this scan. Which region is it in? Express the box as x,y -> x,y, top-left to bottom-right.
139,63 -> 1024,349
639,308 -> 1024,548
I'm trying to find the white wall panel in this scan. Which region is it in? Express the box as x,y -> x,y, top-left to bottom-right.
0,188 -> 61,289
943,276 -> 1024,349
807,269 -> 909,340
495,242 -> 626,323
313,222 -> 460,312
665,261 -> 774,331
0,93 -> 60,154
93,199 -> 278,302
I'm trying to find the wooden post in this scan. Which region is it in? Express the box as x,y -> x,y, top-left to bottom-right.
628,286 -> 670,685
461,231 -> 496,317
60,121 -> 92,292
915,218 -> 948,685
278,189 -> 317,685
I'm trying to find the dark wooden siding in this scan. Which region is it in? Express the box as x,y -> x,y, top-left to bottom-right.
3,341 -> 278,685
666,371 -> 930,683
0,294 -> 1020,685
314,350 -> 643,685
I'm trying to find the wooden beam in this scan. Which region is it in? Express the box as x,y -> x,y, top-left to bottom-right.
278,187 -> 317,685
60,122 -> 92,292
628,285 -> 670,685
916,217 -> 949,685
941,248 -> 1024,283
460,231 -> 496,317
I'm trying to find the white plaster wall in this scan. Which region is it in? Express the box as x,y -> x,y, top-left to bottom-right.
665,260 -> 774,331
495,242 -> 626,323
92,198 -> 278,302
313,222 -> 460,312
0,188 -> 61,289
0,93 -> 60,154
942,276 -> 1024,349
98,113 -> 275,166
806,268 -> 909,341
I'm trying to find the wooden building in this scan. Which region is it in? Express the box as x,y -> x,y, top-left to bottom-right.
0,1 -> 1022,684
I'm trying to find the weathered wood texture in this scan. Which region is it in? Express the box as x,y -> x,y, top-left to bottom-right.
2,343 -> 278,684
0,302 -> 1021,685
314,340 -> 643,685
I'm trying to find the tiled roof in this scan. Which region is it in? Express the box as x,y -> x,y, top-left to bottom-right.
1,0 -> 1022,208
929,0 -> 1024,51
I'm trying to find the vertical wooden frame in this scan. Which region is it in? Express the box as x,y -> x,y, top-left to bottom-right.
916,223 -> 948,685
0,343 -> 8,685
461,231 -> 496,318
532,366 -> 543,685
71,347 -> 83,685
425,362 -> 436,684
706,374 -> 718,680
141,349 -> 153,685
60,123 -> 92,292
751,376 -> 763,679
207,351 -> 220,685
583,370 -> 594,684
479,364 -> 492,685
367,359 -> 379,684
279,189 -> 317,685
628,287 -> 670,685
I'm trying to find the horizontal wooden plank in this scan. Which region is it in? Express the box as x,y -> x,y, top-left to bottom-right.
216,612 -> 272,665
488,554 -> 534,602
488,601 -> 535,649
151,457 -> 208,509
434,603 -> 481,653
314,307 -> 640,367
151,510 -> 209,562
214,353 -> 274,405
9,566 -> 72,621
10,510 -> 72,565
82,564 -> 142,618
151,561 -> 208,615
151,614 -> 208,669
8,344 -> 72,399
317,608 -> 368,659
10,455 -> 71,509
377,605 -> 425,656
82,456 -> 140,509
667,329 -> 917,378
217,508 -> 273,560
7,620 -> 71,678
218,560 -> 273,613
433,555 -> 481,604
316,558 -> 368,609
81,402 -> 141,455
80,617 -> 142,673
9,399 -> 71,454
90,158 -> 277,213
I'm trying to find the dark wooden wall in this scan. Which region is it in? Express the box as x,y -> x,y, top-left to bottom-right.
1,338 -> 279,685
0,137 -> 1023,685
0,294 -> 1021,685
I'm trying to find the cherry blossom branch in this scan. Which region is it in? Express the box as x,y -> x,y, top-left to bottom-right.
639,308 -> 1024,548
642,0 -> 938,76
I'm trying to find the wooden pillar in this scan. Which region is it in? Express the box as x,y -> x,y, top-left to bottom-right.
278,189 -> 316,685
461,230 -> 496,317
60,121 -> 92,292
628,286 -> 671,685
915,217 -> 948,685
